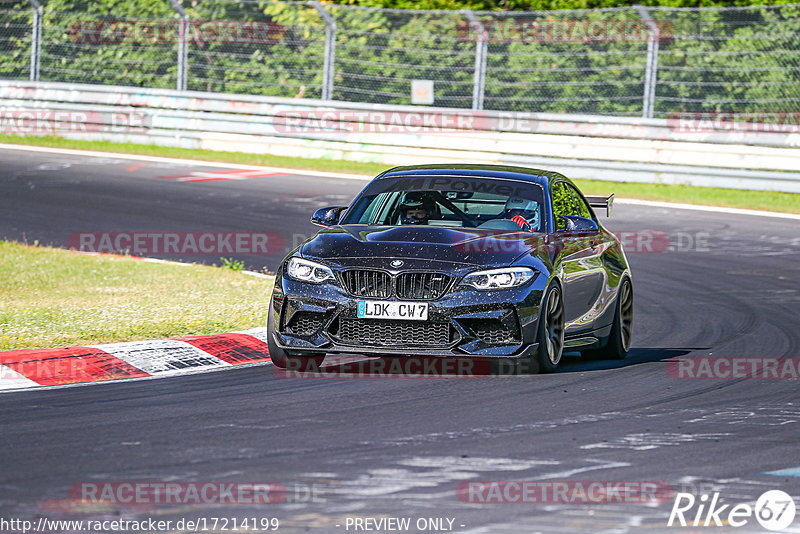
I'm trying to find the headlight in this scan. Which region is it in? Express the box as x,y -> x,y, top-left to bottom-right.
286,257 -> 335,284
461,267 -> 537,290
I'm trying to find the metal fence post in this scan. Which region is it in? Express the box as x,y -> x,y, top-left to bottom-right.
461,9 -> 486,110
168,0 -> 189,91
311,1 -> 336,101
28,0 -> 42,81
635,5 -> 660,119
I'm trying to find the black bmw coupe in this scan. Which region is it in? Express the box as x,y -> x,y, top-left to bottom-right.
268,164 -> 633,373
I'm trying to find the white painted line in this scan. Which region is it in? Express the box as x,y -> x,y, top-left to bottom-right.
242,270 -> 272,279
534,460 -> 631,480
71,251 -> 194,266
237,327 -> 271,345
616,198 -> 800,220
140,254 -> 195,267
0,143 -> 370,180
88,339 -> 231,375
141,258 -> 273,279
0,364 -> 41,390
2,142 -> 796,218
74,252 -> 275,279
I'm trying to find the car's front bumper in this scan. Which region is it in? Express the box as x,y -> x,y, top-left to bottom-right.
269,270 -> 546,359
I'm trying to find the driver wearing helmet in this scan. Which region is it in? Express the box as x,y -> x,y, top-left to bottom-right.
502,198 -> 541,232
398,192 -> 438,225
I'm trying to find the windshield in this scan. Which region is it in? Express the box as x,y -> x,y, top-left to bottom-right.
341,175 -> 547,231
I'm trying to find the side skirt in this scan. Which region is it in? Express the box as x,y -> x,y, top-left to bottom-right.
564,324 -> 613,350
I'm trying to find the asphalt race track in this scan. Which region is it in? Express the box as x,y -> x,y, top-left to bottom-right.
1,146 -> 799,533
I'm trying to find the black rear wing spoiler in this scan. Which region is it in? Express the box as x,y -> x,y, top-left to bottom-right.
585,194 -> 614,217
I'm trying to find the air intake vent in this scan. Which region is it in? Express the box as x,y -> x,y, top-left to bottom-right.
285,311 -> 326,336
396,272 -> 452,300
341,270 -> 392,298
460,317 -> 521,345
337,318 -> 453,347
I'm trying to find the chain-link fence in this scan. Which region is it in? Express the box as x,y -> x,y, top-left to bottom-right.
327,6 -> 476,109
0,3 -> 32,80
2,1 -> 799,118
480,7 -> 651,115
40,1 -> 180,89
648,5 -> 800,118
184,1 -> 327,98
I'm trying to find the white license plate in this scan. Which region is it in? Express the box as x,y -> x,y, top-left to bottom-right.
357,300 -> 429,321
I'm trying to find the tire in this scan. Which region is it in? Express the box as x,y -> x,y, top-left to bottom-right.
527,282 -> 565,374
267,300 -> 326,371
583,277 -> 633,361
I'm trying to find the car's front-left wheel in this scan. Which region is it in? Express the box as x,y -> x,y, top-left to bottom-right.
530,281 -> 565,374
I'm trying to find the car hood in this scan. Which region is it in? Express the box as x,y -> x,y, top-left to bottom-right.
300,225 -> 549,268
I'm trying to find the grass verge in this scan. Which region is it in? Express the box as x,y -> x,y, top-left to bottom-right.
0,134 -> 797,214
0,241 -> 274,351
572,179 -> 799,214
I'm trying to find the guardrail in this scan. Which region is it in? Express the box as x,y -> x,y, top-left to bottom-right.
1,81 -> 799,193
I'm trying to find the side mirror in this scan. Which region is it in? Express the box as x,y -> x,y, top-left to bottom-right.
556,215 -> 598,233
311,206 -> 348,227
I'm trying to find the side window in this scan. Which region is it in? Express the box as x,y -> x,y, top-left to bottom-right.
551,181 -> 575,230
566,184 -> 593,220
551,182 -> 574,217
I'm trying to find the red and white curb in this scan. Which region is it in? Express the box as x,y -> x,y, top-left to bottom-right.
0,327 -> 272,392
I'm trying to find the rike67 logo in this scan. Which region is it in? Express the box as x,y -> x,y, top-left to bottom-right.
668,490 -> 796,531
